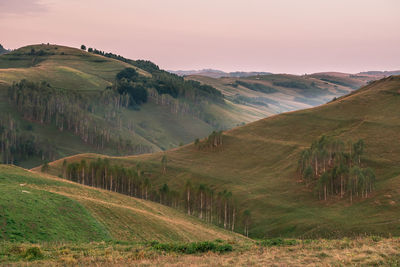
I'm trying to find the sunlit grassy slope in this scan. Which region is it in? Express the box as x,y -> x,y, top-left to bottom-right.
0,165 -> 245,243
48,76 -> 400,238
0,44 -> 149,90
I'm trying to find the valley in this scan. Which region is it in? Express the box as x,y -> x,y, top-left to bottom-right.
1,45 -> 399,266
2,0 -> 400,265
39,74 -> 400,240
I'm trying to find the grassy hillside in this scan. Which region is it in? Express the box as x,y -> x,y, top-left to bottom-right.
0,166 -> 110,243
47,76 -> 400,238
0,45 -> 225,167
0,44 -> 369,168
0,164 -> 244,244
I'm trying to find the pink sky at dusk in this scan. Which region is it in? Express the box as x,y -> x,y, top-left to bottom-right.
0,0 -> 399,74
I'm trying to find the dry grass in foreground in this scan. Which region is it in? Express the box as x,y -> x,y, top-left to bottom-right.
2,237 -> 400,266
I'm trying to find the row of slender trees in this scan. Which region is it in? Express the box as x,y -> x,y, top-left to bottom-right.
61,157 -> 251,235
7,80 -> 153,155
297,136 -> 376,202
0,116 -> 57,164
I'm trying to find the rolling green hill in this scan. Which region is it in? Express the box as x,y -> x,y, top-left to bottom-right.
0,44 -> 229,167
0,44 -> 369,168
0,164 -> 244,243
46,75 -> 400,238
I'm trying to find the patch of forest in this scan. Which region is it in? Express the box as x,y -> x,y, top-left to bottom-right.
84,46 -> 224,102
297,136 -> 376,202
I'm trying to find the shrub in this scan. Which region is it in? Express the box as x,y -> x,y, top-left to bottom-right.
116,68 -> 138,81
24,247 -> 43,260
371,236 -> 382,242
150,241 -> 232,254
258,238 -> 297,247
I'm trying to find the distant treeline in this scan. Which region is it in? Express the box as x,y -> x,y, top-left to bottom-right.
234,80 -> 277,94
272,80 -> 324,97
297,136 -> 376,202
82,45 -> 224,103
231,94 -> 270,107
60,157 -> 251,236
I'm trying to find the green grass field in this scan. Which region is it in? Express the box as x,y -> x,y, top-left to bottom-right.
0,165 -> 244,244
46,76 -> 400,239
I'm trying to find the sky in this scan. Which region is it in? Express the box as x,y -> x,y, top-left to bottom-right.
0,0 -> 399,74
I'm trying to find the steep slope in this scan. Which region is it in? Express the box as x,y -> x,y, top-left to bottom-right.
0,164 -> 244,243
48,76 -> 400,238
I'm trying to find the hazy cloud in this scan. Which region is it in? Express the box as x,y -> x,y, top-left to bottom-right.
0,0 -> 47,15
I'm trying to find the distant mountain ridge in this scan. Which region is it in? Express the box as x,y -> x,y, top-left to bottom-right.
171,69 -> 400,80
358,70 -> 400,76
169,69 -> 272,78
